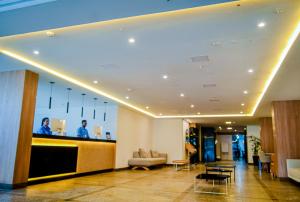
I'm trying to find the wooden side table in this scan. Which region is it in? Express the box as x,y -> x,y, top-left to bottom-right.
172,160 -> 189,171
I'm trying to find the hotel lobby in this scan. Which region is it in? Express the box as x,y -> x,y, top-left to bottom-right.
0,0 -> 300,201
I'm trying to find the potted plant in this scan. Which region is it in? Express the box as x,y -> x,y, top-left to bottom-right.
250,136 -> 261,166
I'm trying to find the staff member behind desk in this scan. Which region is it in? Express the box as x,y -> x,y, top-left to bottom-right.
77,120 -> 90,139
37,117 -> 52,135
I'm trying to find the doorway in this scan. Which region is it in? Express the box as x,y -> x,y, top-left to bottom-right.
232,134 -> 246,161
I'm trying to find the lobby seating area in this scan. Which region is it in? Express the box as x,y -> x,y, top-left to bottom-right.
0,162 -> 300,201
128,149 -> 167,170
1,0 -> 300,201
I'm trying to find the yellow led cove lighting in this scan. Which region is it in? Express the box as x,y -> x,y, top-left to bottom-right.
1,2 -> 300,119
250,20 -> 300,116
0,49 -> 156,118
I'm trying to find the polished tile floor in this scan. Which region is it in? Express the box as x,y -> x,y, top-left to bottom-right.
0,161 -> 299,201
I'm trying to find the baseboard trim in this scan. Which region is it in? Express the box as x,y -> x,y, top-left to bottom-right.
0,182 -> 27,190
278,177 -> 290,181
114,167 -> 130,171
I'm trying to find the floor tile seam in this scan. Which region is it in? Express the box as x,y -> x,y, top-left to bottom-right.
253,174 -> 279,201
173,184 -> 194,201
64,186 -> 114,201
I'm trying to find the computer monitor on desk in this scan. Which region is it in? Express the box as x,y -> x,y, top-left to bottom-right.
51,118 -> 66,136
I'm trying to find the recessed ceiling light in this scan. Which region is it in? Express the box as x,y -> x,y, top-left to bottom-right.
248,69 -> 254,73
241,103 -> 245,106
180,93 -> 185,97
46,31 -> 55,37
128,37 -> 135,44
190,104 -> 194,108
33,50 -> 39,55
240,111 -> 243,114
243,90 -> 248,94
218,126 -> 222,130
234,129 -> 237,132
257,22 -> 266,28
93,80 -> 98,84
146,106 -> 149,109
159,113 -> 163,116
225,121 -> 232,125
197,112 -> 201,115
227,127 -> 233,130
125,96 -> 130,99
127,88 -> 132,92
162,75 -> 168,79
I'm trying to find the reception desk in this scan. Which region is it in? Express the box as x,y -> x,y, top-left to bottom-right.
29,134 -> 116,182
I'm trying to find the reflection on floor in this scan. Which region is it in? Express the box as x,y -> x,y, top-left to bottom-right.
0,161 -> 299,201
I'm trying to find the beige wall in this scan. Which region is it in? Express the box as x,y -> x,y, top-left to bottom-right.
216,135 -> 233,160
152,119 -> 185,164
247,125 -> 261,163
115,106 -> 153,168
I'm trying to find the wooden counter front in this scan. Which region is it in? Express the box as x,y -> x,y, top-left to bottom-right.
31,136 -> 116,175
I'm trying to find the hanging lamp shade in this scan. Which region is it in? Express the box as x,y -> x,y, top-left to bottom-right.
81,93 -> 86,117
49,81 -> 55,109
66,88 -> 72,113
103,101 -> 108,122
93,98 -> 98,119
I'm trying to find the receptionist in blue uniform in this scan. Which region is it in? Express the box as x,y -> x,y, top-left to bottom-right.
77,120 -> 90,139
37,117 -> 52,135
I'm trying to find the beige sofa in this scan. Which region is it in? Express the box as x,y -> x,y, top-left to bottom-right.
128,149 -> 167,170
287,159 -> 300,182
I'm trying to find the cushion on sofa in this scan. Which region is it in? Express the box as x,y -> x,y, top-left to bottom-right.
151,150 -> 160,158
133,151 -> 140,158
139,148 -> 151,158
128,158 -> 167,167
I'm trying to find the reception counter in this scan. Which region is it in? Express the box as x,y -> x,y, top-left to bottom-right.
29,134 -> 116,182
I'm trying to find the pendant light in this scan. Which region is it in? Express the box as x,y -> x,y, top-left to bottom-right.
103,101 -> 108,122
81,93 -> 86,117
66,88 -> 72,113
49,81 -> 55,109
93,98 -> 98,119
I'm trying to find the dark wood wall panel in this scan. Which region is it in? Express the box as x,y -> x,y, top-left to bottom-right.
272,100 -> 300,178
260,117 -> 274,153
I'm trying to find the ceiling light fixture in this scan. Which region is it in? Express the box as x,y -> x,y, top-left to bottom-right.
190,104 -> 194,108
159,113 -> 163,116
33,50 -> 39,55
197,112 -> 201,115
162,75 -> 168,79
125,96 -> 130,99
240,111 -> 243,114
225,121 -> 232,125
2,4 -> 299,119
241,103 -> 245,106
248,69 -> 254,73
180,93 -> 185,97
93,80 -> 98,84
243,90 -> 248,94
46,31 -> 55,37
227,127 -> 233,130
257,22 -> 266,28
128,37 -> 135,44
146,106 -> 149,109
